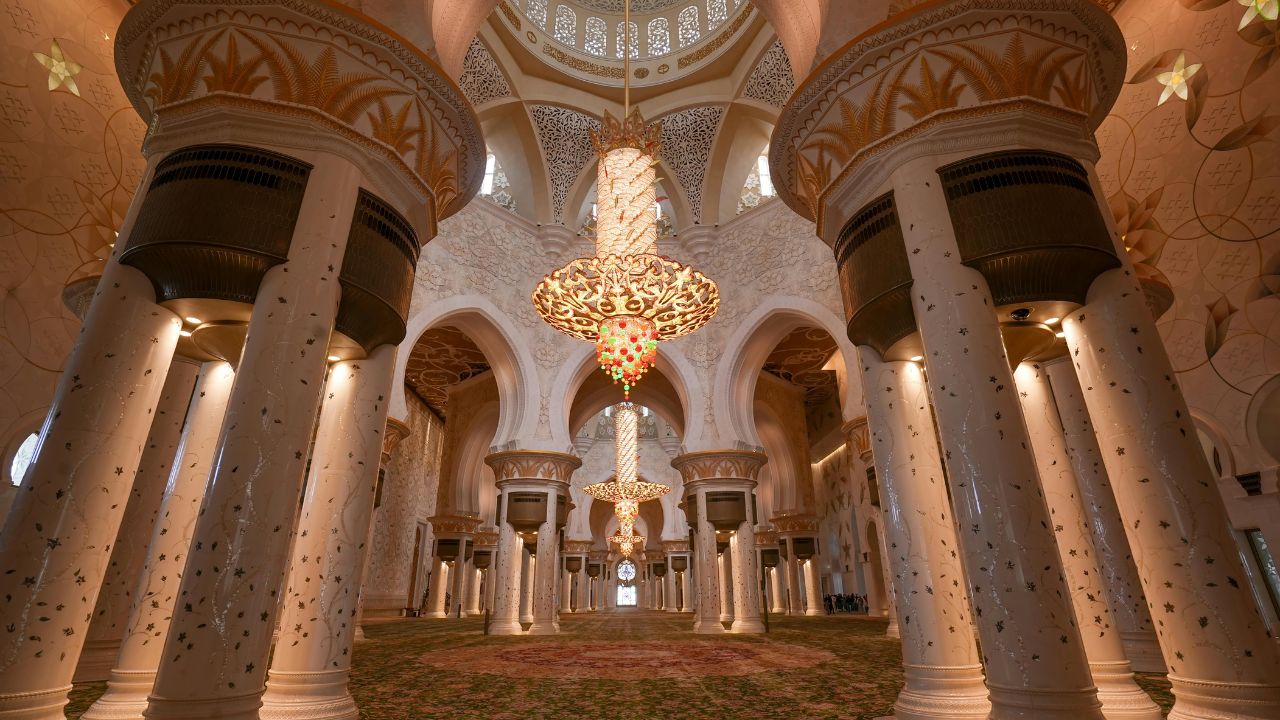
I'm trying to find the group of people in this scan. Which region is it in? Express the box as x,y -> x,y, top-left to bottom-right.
823,593 -> 870,614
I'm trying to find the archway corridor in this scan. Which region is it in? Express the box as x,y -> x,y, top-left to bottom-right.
63,613 -> 1175,719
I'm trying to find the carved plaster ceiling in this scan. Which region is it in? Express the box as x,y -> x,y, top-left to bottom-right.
742,40 -> 793,107
657,105 -> 724,222
762,326 -> 839,410
573,0 -> 686,13
405,325 -> 492,419
530,104 -> 601,222
459,38 -> 513,107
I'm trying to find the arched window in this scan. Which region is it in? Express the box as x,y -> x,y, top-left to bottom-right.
616,20 -> 638,59
481,152 -> 497,195
647,17 -> 671,55
708,0 -> 728,25
585,16 -> 607,56
757,154 -> 774,197
9,432 -> 37,487
678,6 -> 701,47
553,5 -> 577,44
526,0 -> 547,28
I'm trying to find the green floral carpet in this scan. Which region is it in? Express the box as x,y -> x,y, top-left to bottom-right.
66,610 -> 1173,719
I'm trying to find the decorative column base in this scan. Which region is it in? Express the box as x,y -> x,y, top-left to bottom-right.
892,663 -> 990,720
729,618 -> 765,634
260,670 -> 357,720
81,670 -> 156,720
1091,662 -> 1164,719
0,684 -> 72,720
982,684 -> 1103,720
487,620 -> 524,636
73,641 -> 120,684
1165,676 -> 1280,720
143,692 -> 264,720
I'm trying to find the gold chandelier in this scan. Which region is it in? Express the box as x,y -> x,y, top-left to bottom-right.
585,404 -> 669,557
531,0 -> 719,401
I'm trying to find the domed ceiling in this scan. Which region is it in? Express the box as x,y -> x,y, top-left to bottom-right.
458,0 -> 799,242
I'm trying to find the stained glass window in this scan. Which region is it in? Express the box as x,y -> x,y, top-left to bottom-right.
526,0 -> 547,28
708,0 -> 728,25
9,432 -> 37,487
678,6 -> 701,47
554,5 -> 577,44
616,20 -> 638,59
647,18 -> 671,55
585,16 -> 607,56
618,559 -> 637,581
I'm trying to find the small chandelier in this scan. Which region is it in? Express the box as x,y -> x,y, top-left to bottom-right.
586,403 -> 669,558
532,0 -> 718,401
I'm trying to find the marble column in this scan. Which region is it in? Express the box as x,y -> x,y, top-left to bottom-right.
576,566 -> 590,612
862,354 -> 989,720
0,250 -> 183,717
689,489 -> 723,633
1015,362 -> 1162,719
82,362 -> 236,720
728,516 -> 765,634
664,565 -> 679,612
354,418 -> 411,642
531,491 -> 564,633
894,156 -> 1102,719
76,358 -> 200,683
680,566 -> 692,612
145,154 -> 361,720
259,345 -> 396,720
1045,361 -> 1162,673
466,568 -> 483,616
519,549 -> 535,625
1065,262 -> 1280,717
803,558 -> 824,616
717,550 -> 733,623
424,558 -> 448,618
451,542 -> 471,618
674,451 -> 767,635
769,566 -> 786,614
488,492 -> 524,636
560,566 -> 574,613
785,544 -> 804,616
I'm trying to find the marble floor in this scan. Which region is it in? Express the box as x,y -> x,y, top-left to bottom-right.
66,610 -> 1174,719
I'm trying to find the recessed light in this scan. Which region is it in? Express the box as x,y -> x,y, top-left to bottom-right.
910,355 -> 923,362
1045,317 -> 1060,325
179,329 -> 192,337
184,316 -> 202,324
327,355 -> 341,362
1055,331 -> 1065,339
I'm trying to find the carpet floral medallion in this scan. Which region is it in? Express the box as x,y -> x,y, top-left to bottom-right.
64,610 -> 1174,719
419,638 -> 836,679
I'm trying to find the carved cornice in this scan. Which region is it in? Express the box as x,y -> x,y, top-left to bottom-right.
754,529 -> 778,545
670,449 -> 768,485
116,0 -> 484,224
428,514 -> 482,535
381,416 -> 411,465
770,0 -> 1125,228
842,416 -> 872,463
564,540 -> 595,554
485,449 -> 582,485
473,529 -> 500,548
661,540 -> 690,553
770,513 -> 820,535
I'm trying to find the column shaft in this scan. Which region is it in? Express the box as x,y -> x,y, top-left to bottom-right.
729,518 -> 764,633
863,354 -> 989,719
259,347 -> 395,720
0,252 -> 182,718
146,156 -> 360,720
717,551 -> 733,622
786,547 -> 803,616
1067,267 -> 1280,718
488,496 -> 524,635
83,362 -> 235,719
519,550 -> 535,626
78,360 -> 200,683
804,558 -> 824,616
1016,362 -> 1161,719
894,158 -> 1101,718
560,568 -> 573,613
466,568 -> 482,615
1045,361 -> 1162,672
424,558 -> 447,618
692,490 -> 723,633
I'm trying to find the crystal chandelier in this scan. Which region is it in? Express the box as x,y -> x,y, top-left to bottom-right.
531,0 -> 718,401
585,404 -> 669,557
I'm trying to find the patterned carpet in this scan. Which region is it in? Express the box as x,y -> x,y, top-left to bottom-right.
66,610 -> 1174,719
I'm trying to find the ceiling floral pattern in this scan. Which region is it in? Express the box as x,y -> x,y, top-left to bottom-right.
1094,0 -> 1280,470
405,325 -> 493,418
